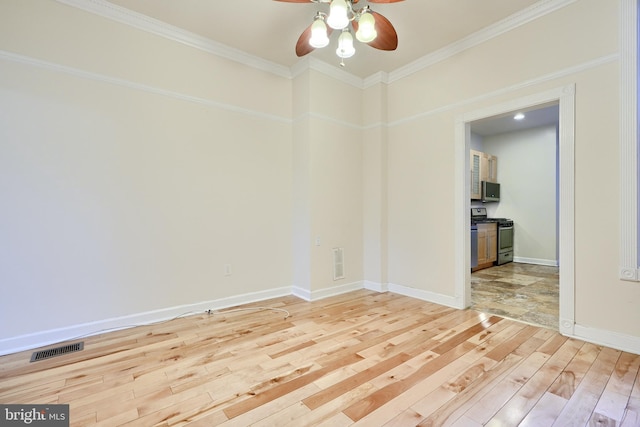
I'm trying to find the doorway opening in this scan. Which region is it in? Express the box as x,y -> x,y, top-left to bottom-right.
470,104 -> 559,328
454,85 -> 576,336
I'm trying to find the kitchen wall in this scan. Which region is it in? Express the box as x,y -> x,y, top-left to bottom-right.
483,125 -> 558,265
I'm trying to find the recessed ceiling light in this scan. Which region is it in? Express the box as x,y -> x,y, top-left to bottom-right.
514,113 -> 525,120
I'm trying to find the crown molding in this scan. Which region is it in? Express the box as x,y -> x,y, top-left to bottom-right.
387,0 -> 577,83
55,0 -> 576,89
363,72 -> 390,88
55,0 -> 292,79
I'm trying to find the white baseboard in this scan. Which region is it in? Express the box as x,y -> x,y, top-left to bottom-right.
363,280 -> 388,292
571,324 -> 640,355
292,281 -> 366,301
4,284 -> 638,358
0,286 -> 291,356
513,257 -> 559,267
387,283 -> 464,309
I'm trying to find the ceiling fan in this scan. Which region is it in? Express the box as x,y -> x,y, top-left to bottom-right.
275,0 -> 404,66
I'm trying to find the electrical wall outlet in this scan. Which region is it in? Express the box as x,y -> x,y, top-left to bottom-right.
224,264 -> 232,276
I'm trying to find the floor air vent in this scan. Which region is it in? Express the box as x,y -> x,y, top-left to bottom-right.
30,342 -> 84,362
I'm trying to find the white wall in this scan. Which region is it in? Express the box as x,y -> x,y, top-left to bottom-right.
0,0 -> 294,352
0,0 -> 368,354
484,125 -> 558,265
384,0 -> 640,342
470,132 -> 484,151
293,71 -> 364,299
1,0 -> 639,356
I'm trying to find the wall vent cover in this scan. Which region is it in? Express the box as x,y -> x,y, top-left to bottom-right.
333,247 -> 345,281
30,342 -> 84,362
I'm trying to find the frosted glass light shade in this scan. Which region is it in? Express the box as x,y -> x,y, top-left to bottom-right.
336,30 -> 355,58
309,18 -> 329,48
327,0 -> 349,30
356,11 -> 377,43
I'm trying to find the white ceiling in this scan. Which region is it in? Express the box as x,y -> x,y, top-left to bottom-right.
471,104 -> 560,137
105,0 -> 541,79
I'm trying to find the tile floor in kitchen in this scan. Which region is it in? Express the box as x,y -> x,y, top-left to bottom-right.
471,262 -> 559,330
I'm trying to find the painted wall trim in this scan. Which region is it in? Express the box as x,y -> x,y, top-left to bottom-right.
293,111 -> 363,130
55,0 -> 292,79
573,324 -> 640,356
292,281 -> 366,301
4,283 -> 637,357
387,0 -> 577,83
363,72 -> 390,89
0,286 -> 292,356
363,280 -> 388,293
56,0 -> 576,88
513,257 -> 559,267
455,84 -> 576,337
387,283 -> 463,310
0,50 -> 292,125
619,0 -> 639,282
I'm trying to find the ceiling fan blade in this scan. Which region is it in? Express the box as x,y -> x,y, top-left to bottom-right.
273,0 -> 314,3
367,0 -> 404,3
295,24 -> 315,57
353,10 -> 398,51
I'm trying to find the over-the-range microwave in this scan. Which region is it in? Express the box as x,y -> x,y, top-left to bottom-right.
482,181 -> 500,202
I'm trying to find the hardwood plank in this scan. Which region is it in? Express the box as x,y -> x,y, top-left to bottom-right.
463,351 -> 550,424
343,340 -> 479,421
303,352 -> 413,410
485,337 -> 583,425
408,321 -> 530,425
621,396 -> 640,427
592,351 -> 640,422
517,391 -> 567,427
287,383 -> 378,427
429,316 -> 503,355
552,346 -> 621,426
484,324 -> 539,361
548,341 -> 601,399
219,383 -> 320,427
415,323 -> 550,426
623,366 -> 640,426
448,415 -> 483,427
0,290 -> 636,427
222,353 -> 362,419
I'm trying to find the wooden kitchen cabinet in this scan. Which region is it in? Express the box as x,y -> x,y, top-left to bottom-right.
474,222 -> 497,270
482,153 -> 498,183
470,149 -> 482,200
470,150 -> 498,200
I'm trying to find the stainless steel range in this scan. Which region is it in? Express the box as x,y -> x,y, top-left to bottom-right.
495,217 -> 514,265
471,207 -> 514,266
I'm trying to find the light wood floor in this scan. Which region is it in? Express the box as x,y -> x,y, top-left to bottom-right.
1,290 -> 638,426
